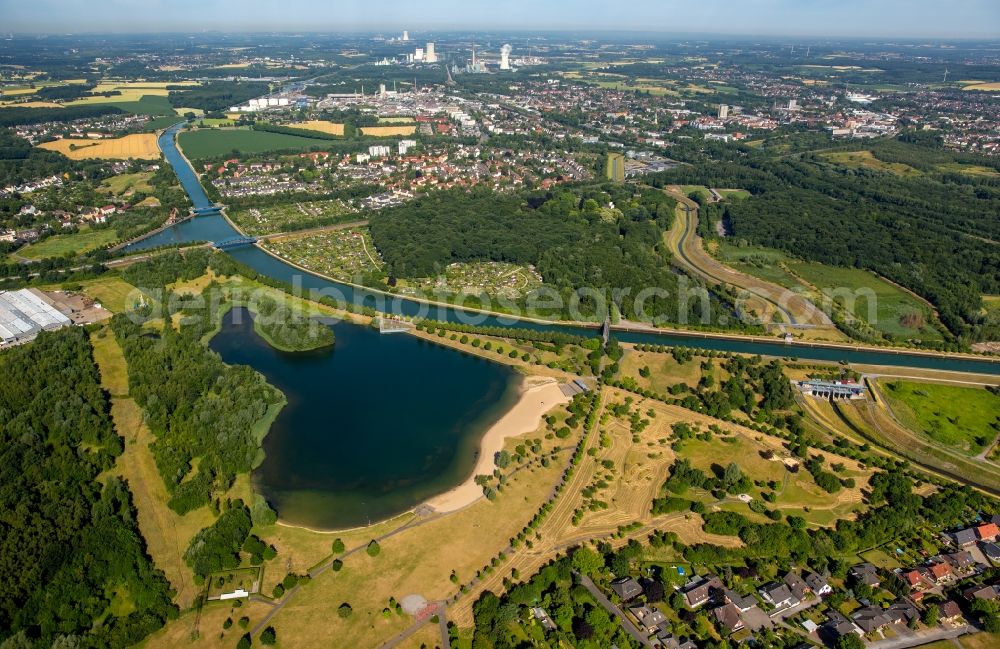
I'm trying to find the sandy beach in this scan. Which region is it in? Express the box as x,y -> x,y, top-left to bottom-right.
424,376 -> 571,513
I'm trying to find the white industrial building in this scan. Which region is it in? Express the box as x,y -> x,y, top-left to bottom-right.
0,289 -> 72,347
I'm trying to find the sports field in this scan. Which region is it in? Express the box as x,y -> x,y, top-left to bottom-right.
177,128 -> 328,159
287,120 -> 345,136
359,125 -> 417,137
37,133 -> 160,160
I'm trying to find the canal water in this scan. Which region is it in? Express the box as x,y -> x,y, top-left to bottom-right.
132,126 -> 1000,526
210,307 -> 520,529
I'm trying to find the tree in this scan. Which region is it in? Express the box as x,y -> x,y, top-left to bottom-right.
338,603 -> 353,618
834,633 -> 866,649
236,634 -> 252,649
331,538 -> 345,554
922,604 -> 938,627
571,546 -> 603,576
260,626 -> 277,645
366,540 -> 381,557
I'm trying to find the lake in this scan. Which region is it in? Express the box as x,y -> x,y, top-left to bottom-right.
209,307 -> 521,529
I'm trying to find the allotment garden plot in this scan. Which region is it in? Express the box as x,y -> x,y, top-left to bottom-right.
229,200 -> 356,236
399,262 -> 544,300
263,228 -> 384,282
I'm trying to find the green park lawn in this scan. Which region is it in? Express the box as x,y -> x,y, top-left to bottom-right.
880,379 -> 1000,455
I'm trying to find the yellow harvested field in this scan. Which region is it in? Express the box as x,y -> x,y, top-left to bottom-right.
63,80 -> 200,105
360,125 -> 417,136
174,106 -> 204,116
0,100 -> 62,108
962,82 -> 1000,91
38,134 -> 160,160
289,120 -> 345,136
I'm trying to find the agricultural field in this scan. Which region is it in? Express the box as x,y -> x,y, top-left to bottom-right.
820,150 -> 921,176
37,133 -> 160,160
787,262 -> 943,341
400,262 -> 545,300
14,226 -> 120,260
230,200 -> 357,235
287,120 -> 345,136
960,82 -> 1000,91
935,162 -> 1000,177
195,117 -> 234,128
264,227 -> 384,281
377,117 -> 415,124
359,125 -> 417,137
177,128 -> 328,159
878,379 -> 1000,456
99,171 -> 154,196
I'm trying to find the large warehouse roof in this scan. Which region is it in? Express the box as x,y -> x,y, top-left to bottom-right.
0,289 -> 71,345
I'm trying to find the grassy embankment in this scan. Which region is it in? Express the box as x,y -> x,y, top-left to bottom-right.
878,379 -> 1000,456
711,240 -> 943,342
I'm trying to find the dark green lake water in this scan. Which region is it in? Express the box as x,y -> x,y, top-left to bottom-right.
210,307 -> 520,530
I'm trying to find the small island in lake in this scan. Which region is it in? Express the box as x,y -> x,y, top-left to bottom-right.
247,295 -> 335,353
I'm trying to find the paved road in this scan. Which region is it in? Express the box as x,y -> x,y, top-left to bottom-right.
868,623 -> 973,649
575,572 -> 653,648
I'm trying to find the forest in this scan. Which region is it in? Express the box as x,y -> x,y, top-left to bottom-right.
167,81 -> 270,113
0,328 -> 176,648
370,185 -> 737,324
650,135 -> 1000,341
114,251 -> 284,514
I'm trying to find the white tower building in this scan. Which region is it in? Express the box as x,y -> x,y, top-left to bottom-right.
718,104 -> 729,119
425,42 -> 437,63
402,30 -> 409,41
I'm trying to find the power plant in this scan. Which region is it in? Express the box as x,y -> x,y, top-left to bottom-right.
500,44 -> 512,70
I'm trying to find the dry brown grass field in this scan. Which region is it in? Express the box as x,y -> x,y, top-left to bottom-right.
38,133 -> 160,159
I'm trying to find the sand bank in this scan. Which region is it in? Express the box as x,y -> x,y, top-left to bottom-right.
425,377 -> 571,513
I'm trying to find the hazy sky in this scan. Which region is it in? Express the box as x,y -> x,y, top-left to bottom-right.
2,0 -> 998,38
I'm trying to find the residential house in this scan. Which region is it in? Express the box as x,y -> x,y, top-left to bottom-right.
977,522 -> 1000,542
944,551 -> 976,574
981,541 -> 1000,563
963,584 -> 1000,602
711,603 -> 745,633
952,528 -> 979,547
885,600 -> 919,626
852,606 -> 892,634
723,589 -> 757,612
901,569 -> 932,592
610,577 -> 643,602
784,572 -> 810,601
805,572 -> 833,597
928,561 -> 953,584
531,607 -> 557,632
850,563 -> 881,588
940,601 -> 964,624
759,583 -> 797,609
629,606 -> 667,634
682,576 -> 723,609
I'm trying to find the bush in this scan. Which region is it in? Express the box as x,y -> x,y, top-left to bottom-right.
332,538 -> 345,554
366,540 -> 381,557
338,602 -> 353,618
